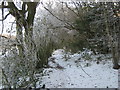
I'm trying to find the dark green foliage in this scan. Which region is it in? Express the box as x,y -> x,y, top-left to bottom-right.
67,36 -> 88,53
36,41 -> 58,69
72,2 -> 119,54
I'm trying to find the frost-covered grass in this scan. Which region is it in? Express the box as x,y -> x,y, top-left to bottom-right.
37,49 -> 118,88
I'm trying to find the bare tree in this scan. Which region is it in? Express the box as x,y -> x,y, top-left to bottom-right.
0,0 -> 40,88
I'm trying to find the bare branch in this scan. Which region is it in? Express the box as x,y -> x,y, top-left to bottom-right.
64,2 -> 79,17
1,68 -> 11,88
0,13 -> 10,21
26,2 -> 39,27
22,2 -> 27,17
72,1 -> 79,13
8,2 -> 19,10
1,1 -> 4,37
41,2 -> 75,30
0,5 -> 9,8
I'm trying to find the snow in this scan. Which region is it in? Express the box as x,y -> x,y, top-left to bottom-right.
0,42 -> 118,88
37,49 -> 118,88
0,10 -> 16,36
0,4 -> 118,88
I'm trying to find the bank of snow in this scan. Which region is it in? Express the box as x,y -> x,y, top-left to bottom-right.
37,49 -> 118,88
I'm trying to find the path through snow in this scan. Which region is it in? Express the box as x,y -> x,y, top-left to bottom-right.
37,49 -> 118,88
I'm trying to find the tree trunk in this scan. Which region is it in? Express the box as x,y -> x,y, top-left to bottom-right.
24,28 -> 37,62
104,12 -> 119,69
112,41 -> 119,69
16,22 -> 25,58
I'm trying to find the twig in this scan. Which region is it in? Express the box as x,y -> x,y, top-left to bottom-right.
41,2 -> 75,30
79,63 -> 91,77
0,13 -> 10,21
1,68 -> 11,88
63,2 -> 79,17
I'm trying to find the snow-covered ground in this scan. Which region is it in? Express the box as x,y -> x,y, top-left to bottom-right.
0,1 -> 118,89
36,49 -> 118,88
0,48 -> 118,88
0,6 -> 118,88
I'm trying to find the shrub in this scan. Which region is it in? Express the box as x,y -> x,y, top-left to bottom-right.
1,48 -> 39,88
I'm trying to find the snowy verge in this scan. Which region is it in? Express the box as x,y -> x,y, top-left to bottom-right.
37,49 -> 118,88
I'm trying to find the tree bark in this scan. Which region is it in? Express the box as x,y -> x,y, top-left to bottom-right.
104,10 -> 119,69
16,22 -> 25,58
